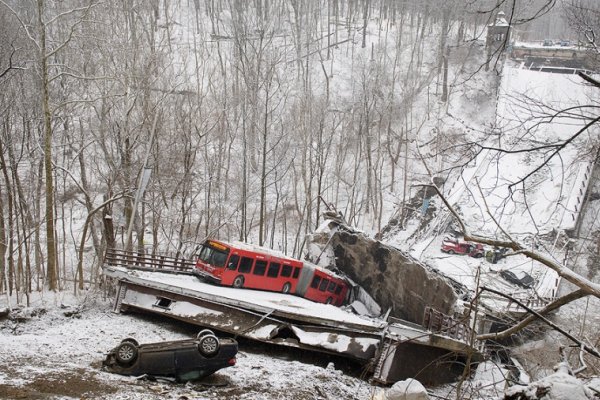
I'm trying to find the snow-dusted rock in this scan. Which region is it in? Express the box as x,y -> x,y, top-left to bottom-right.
323,229 -> 459,323
504,362 -> 593,400
386,378 -> 429,400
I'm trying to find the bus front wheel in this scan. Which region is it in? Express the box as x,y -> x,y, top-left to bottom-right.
232,275 -> 244,288
282,282 -> 291,294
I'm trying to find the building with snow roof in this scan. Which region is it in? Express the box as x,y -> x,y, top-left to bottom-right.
486,11 -> 511,70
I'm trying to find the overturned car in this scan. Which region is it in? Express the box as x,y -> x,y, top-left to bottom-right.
103,329 -> 238,382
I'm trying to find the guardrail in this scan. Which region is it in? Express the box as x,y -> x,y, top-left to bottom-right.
504,294 -> 555,312
567,162 -> 593,230
422,306 -> 473,343
104,248 -> 195,273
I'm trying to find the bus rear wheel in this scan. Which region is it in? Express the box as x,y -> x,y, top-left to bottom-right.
282,282 -> 291,294
232,275 -> 244,288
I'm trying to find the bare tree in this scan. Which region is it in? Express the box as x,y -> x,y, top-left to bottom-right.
420,73 -> 600,357
565,0 -> 600,64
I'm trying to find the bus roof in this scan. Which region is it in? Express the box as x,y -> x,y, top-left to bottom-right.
206,239 -> 297,262
204,239 -> 346,281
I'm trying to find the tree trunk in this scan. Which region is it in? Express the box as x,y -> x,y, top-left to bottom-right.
361,0 -> 368,48
37,0 -> 57,291
0,148 -> 7,294
259,84 -> 270,246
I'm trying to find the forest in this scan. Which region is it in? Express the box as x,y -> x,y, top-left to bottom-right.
0,0 -> 594,300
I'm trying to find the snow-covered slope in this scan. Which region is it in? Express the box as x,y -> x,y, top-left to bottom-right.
392,66 -> 599,306
452,66 -> 598,237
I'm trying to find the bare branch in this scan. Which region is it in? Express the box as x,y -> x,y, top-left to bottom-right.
45,2 -> 100,60
478,287 -> 600,359
0,43 -> 25,79
507,115 -> 600,190
427,173 -> 600,299
0,0 -> 41,52
578,71 -> 600,88
44,2 -> 102,27
477,289 -> 588,341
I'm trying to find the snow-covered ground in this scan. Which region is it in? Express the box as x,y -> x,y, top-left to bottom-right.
7,290 -> 595,400
0,291 -> 377,399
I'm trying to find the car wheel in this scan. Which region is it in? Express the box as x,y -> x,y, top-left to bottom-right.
326,297 -> 333,305
447,250 -> 455,254
282,282 -> 291,294
120,338 -> 139,347
197,329 -> 214,339
232,275 -> 244,288
115,341 -> 138,365
198,334 -> 220,357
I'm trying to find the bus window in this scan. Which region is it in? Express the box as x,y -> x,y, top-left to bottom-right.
253,260 -> 267,276
327,281 -> 337,293
281,264 -> 292,277
227,255 -> 240,270
267,263 -> 280,278
238,257 -> 253,274
292,267 -> 301,279
319,278 -> 329,292
311,276 -> 321,289
198,245 -> 228,267
334,285 -> 342,295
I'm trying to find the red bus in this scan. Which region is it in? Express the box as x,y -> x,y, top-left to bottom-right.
194,239 -> 349,306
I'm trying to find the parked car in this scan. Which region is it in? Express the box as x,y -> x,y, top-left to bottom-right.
500,270 -> 535,288
441,238 -> 485,258
103,329 -> 238,382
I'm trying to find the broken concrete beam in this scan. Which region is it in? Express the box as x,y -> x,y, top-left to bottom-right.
329,230 -> 458,324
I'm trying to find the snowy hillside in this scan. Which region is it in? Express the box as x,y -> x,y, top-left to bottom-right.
451,66 -> 598,237
384,64 -> 600,308
1,1 -> 600,399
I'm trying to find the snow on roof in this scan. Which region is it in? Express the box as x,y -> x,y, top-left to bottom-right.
229,240 -> 292,260
513,41 -> 578,50
489,11 -> 509,26
209,238 -> 348,280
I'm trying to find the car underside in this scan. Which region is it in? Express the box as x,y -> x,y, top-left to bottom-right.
103,330 -> 238,382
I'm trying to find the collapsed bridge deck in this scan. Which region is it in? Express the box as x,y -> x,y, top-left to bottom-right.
103,249 -> 482,385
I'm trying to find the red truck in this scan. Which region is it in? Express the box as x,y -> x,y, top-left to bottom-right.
441,238 -> 484,258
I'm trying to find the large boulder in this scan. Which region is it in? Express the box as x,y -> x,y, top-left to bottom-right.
386,378 -> 430,400
504,363 -> 593,400
328,229 -> 458,324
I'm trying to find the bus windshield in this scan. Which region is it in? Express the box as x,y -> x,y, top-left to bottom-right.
198,243 -> 229,268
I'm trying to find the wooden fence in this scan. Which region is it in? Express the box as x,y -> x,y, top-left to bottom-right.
104,248 -> 195,273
